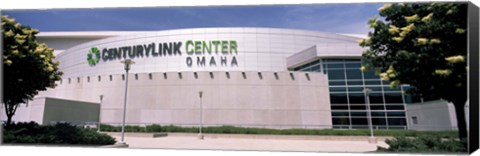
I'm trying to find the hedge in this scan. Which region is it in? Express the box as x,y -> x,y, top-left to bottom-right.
98,124 -> 458,138
3,122 -> 116,145
377,135 -> 467,153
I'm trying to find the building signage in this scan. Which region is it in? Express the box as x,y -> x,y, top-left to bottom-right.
87,40 -> 238,67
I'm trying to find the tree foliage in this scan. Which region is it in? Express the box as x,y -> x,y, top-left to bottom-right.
359,3 -> 468,139
2,15 -> 63,125
377,135 -> 467,153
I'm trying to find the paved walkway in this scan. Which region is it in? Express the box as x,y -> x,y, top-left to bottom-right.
107,133 -> 389,152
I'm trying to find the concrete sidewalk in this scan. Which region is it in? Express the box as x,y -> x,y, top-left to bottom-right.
107,133 -> 389,152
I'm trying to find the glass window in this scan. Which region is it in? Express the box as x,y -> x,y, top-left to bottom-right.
332,118 -> 350,125
385,93 -> 404,103
409,94 -> 423,103
331,105 -> 349,110
346,69 -> 363,79
387,112 -> 406,117
298,64 -> 307,69
372,118 -> 387,125
311,65 -> 320,72
313,60 -> 321,65
303,63 -> 312,68
370,105 -> 385,110
330,93 -> 348,104
383,86 -> 402,91
303,62 -> 313,68
327,69 -> 345,80
369,93 -> 384,104
385,105 -> 405,110
381,80 -> 390,85
329,81 -> 346,86
329,87 -> 347,92
351,118 -> 368,125
344,59 -> 360,63
404,94 -> 413,104
371,112 -> 386,116
324,59 -> 344,63
348,93 -> 365,104
327,64 -> 345,69
350,105 -> 367,110
363,69 -> 378,79
345,63 -> 361,68
332,112 -> 349,117
402,85 -> 413,91
366,86 -> 382,92
348,87 -> 364,92
364,80 -> 381,85
350,112 -> 367,117
299,68 -> 309,72
347,80 -> 363,86
388,118 -> 407,126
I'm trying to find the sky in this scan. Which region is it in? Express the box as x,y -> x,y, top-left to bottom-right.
2,3 -> 384,35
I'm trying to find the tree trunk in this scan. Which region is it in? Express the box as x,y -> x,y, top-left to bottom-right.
6,114 -> 12,126
4,103 -> 16,126
453,100 -> 467,140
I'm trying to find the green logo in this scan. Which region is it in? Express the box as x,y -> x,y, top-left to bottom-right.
87,47 -> 101,66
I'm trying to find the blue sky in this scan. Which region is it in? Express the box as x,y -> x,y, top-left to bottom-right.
2,3 -> 384,34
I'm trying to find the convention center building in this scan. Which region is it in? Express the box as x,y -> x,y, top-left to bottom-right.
1,27 -> 459,130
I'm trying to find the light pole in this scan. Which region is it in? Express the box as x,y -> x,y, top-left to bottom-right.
120,59 -> 135,145
198,91 -> 204,140
98,94 -> 104,132
364,88 -> 376,143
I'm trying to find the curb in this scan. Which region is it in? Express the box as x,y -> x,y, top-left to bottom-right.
101,143 -> 129,148
104,132 -> 393,141
104,132 -> 168,138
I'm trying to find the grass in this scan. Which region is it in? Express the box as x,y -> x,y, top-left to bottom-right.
98,124 -> 458,138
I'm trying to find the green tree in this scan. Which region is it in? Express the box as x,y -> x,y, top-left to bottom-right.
359,3 -> 468,140
2,16 -> 63,125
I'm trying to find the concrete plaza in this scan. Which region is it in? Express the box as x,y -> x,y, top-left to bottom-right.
106,133 -> 390,153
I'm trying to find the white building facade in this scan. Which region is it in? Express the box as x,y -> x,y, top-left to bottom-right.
1,27 -> 457,130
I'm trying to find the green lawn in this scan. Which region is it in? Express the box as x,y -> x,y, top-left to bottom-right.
99,124 -> 458,138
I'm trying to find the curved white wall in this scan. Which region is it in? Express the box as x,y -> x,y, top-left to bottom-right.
57,27 -> 360,78
36,71 -> 332,129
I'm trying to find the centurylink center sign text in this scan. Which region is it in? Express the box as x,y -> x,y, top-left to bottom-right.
90,40 -> 238,67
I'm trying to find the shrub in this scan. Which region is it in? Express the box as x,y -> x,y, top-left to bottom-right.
78,129 -> 116,145
145,124 -> 162,132
98,124 -> 457,139
125,125 -> 146,132
377,135 -> 467,153
3,122 -> 116,145
99,124 -> 121,132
